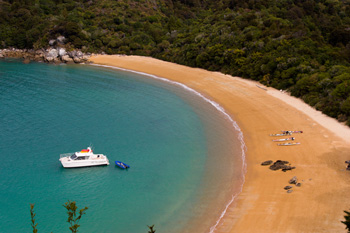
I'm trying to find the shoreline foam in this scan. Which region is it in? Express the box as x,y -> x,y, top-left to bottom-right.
89,55 -> 350,233
90,63 -> 247,232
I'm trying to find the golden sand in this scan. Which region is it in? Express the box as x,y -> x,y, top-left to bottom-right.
89,55 -> 350,233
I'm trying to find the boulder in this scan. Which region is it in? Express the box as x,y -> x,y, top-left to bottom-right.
45,56 -> 55,63
23,57 -> 30,64
287,190 -> 293,193
269,160 -> 289,171
57,36 -> 66,44
282,166 -> 296,172
82,55 -> 90,60
34,51 -> 45,62
76,50 -> 83,57
261,160 -> 273,166
73,56 -> 83,63
296,183 -> 301,187
289,176 -> 298,184
34,55 -> 44,62
53,56 -> 61,64
61,55 -> 73,63
47,49 -> 58,58
49,39 -> 56,46
284,186 -> 293,190
58,48 -> 67,57
67,51 -> 75,57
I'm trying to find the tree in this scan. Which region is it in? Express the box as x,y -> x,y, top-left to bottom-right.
148,224 -> 156,233
63,200 -> 89,233
30,204 -> 38,233
342,209 -> 350,232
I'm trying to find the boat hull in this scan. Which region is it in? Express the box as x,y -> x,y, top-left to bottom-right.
59,157 -> 109,168
61,161 -> 109,168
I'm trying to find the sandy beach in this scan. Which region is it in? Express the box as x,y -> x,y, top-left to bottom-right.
89,55 -> 350,233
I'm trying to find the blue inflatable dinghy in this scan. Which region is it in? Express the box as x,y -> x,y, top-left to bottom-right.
115,161 -> 130,169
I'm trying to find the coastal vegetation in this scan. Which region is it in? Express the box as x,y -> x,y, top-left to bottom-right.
29,201 -> 156,232
343,209 -> 350,232
1,0 -> 350,125
148,224 -> 156,233
63,200 -> 89,233
30,204 -> 38,233
30,201 -> 88,233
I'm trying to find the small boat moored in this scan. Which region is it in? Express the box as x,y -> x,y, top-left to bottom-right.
270,133 -> 290,136
59,147 -> 109,168
272,137 -> 295,142
281,130 -> 303,134
115,161 -> 130,169
277,142 -> 301,146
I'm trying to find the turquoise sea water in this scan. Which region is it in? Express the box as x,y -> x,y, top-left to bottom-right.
0,59 -> 244,233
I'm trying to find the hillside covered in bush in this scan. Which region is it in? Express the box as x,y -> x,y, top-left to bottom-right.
1,0 -> 350,125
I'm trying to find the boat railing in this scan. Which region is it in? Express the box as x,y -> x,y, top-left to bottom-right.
60,153 -> 74,158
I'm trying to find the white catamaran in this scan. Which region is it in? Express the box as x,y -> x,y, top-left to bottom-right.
59,147 -> 109,168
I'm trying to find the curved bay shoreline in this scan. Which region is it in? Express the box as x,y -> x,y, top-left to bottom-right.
89,55 -> 350,233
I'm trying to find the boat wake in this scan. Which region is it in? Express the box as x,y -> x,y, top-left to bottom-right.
89,63 -> 247,233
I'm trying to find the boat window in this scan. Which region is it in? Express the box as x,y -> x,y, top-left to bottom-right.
70,154 -> 77,160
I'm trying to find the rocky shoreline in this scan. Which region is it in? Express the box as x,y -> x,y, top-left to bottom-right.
0,36 -> 99,64
0,47 -> 95,64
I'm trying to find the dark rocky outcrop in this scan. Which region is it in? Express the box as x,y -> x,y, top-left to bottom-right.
261,160 -> 273,166
269,160 -> 295,172
289,176 -> 298,184
281,166 -> 295,172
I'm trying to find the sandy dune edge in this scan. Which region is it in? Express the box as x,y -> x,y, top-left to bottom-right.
89,55 -> 350,233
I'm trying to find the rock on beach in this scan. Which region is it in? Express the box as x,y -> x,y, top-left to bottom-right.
0,36 -> 93,64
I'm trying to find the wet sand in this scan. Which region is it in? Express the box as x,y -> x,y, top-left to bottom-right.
89,55 -> 350,232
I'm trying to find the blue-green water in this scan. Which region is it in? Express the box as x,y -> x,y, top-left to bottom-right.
0,59 -> 244,233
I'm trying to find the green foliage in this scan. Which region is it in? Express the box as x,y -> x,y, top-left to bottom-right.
342,210 -> 350,232
30,204 -> 38,233
63,200 -> 88,233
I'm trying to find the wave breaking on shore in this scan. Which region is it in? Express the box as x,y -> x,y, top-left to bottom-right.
90,63 -> 247,232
